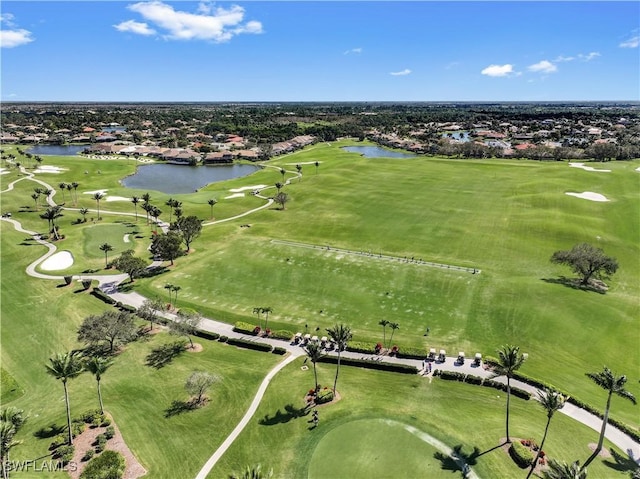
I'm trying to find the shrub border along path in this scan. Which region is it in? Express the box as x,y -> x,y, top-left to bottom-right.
2,164 -> 638,478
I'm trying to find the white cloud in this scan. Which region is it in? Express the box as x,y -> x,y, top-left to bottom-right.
554,55 -> 575,63
528,60 -> 557,73
578,52 -> 600,61
0,13 -> 34,48
445,61 -> 460,70
619,36 -> 639,48
390,69 -> 411,76
113,19 -> 156,35
117,1 -> 263,42
481,64 -> 515,77
344,47 -> 362,55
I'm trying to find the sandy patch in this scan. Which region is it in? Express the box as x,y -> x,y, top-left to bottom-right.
0,168 -> 9,175
569,162 -> 611,172
41,251 -> 74,270
229,185 -> 266,193
565,191 -> 609,202
635,167 -> 640,172
123,234 -> 131,243
105,196 -> 130,202
34,165 -> 67,173
285,161 -> 321,165
225,193 -> 244,199
84,189 -> 109,195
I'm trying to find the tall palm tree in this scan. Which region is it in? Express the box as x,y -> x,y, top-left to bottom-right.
261,307 -> 273,331
542,459 -> 587,479
253,307 -> 262,327
79,207 -> 89,222
304,342 -> 325,393
31,192 -> 40,211
490,344 -> 527,443
229,464 -> 273,479
165,198 -> 175,223
378,320 -> 389,347
58,182 -> 67,202
164,283 -> 174,306
388,322 -> 399,349
142,193 -> 151,224
315,161 -> 319,174
71,182 -> 79,205
66,183 -> 73,202
40,206 -> 63,240
279,168 -> 286,182
0,421 -> 21,479
326,323 -> 352,393
526,389 -> 566,479
84,356 -> 114,415
583,367 -> 636,467
131,196 -> 140,222
150,206 -> 162,233
45,351 -> 84,445
93,192 -> 104,220
171,285 -> 181,307
208,198 -> 217,219
99,243 -> 114,268
275,182 -> 283,193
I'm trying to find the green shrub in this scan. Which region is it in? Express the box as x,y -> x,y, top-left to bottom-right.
82,449 -> 95,462
316,389 -> 334,404
270,329 -> 295,341
233,321 -> 258,335
100,418 -> 111,427
55,445 -> 75,464
345,341 -> 377,354
465,374 -> 483,385
71,420 -> 86,437
80,450 -> 126,479
219,335 -> 228,343
117,303 -> 137,313
272,346 -> 287,355
226,337 -> 272,352
397,347 -> 427,359
509,441 -> 534,468
49,434 -> 67,450
90,289 -> 116,305
194,330 -> 220,341
104,426 -> 115,439
318,356 -> 418,374
439,371 -> 466,381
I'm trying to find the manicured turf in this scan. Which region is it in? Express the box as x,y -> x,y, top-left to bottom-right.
0,367 -> 24,403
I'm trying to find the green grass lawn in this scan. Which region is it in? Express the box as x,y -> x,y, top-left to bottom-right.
1,142 -> 638,477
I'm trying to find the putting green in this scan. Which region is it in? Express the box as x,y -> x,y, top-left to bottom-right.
308,419 -> 466,478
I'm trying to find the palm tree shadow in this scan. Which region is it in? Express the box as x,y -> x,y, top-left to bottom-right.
34,423 -> 65,439
603,448 -> 640,474
259,404 -> 309,426
540,277 -> 606,294
434,444 -> 480,475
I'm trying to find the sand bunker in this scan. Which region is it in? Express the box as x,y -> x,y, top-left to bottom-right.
34,165 -> 67,173
0,168 -> 9,175
84,189 -> 108,195
565,192 -> 609,202
635,167 -> 640,172
105,196 -> 130,202
569,162 -> 611,173
41,250 -> 74,270
285,161 -> 321,165
229,185 -> 266,193
225,193 -> 245,199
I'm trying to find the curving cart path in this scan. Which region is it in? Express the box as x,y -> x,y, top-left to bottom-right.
1,163 -> 638,477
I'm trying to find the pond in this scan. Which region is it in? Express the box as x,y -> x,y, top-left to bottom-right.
342,146 -> 416,158
27,145 -> 89,156
121,163 -> 259,194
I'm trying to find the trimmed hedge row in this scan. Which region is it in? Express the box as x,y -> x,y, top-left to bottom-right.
270,329 -> 295,341
434,370 -> 531,400
226,337 -> 272,352
397,347 -> 427,360
233,321 -> 258,335
115,302 -> 137,313
90,289 -> 116,305
194,330 -> 220,341
509,441 -> 533,468
272,347 -> 287,355
345,341 -> 377,354
318,356 -> 418,374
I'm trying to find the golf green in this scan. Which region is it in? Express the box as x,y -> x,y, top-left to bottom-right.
307,418 -> 462,478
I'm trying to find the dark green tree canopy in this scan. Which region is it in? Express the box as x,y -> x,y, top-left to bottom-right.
77,310 -> 137,353
170,215 -> 203,252
551,243 -> 618,286
112,250 -> 148,282
150,231 -> 184,265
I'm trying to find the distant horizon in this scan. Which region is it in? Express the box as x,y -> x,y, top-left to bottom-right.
3,100 -> 640,105
2,2 -> 638,102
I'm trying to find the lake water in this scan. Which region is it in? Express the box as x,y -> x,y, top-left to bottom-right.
121,163 -> 259,194
342,146 -> 416,158
27,145 -> 88,156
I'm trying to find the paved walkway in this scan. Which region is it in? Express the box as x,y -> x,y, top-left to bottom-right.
2,163 -> 638,477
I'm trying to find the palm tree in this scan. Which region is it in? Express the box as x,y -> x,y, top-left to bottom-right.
275,182 -> 283,193
93,192 -> 104,220
304,342 -> 325,393
99,243 -> 114,268
583,367 -> 636,467
315,161 -> 319,174
388,322 -> 399,349
261,307 -> 273,331
542,459 -> 587,479
84,356 -> 114,415
66,183 -> 73,202
208,198 -> 217,219
142,193 -> 151,224
71,182 -> 79,205
40,206 -> 63,240
165,198 -> 175,223
31,192 -> 40,211
150,206 -> 162,232
79,207 -> 89,222
229,464 -> 273,479
164,283 -> 174,306
490,344 -> 527,443
0,421 -> 21,479
378,320 -> 389,348
45,351 -> 84,445
171,285 -> 181,307
279,168 -> 286,182
326,323 -> 352,393
58,182 -> 67,202
526,389 -> 566,479
131,196 -> 140,222
253,307 -> 262,327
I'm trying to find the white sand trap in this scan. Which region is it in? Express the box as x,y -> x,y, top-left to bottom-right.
285,161 -> 321,165
41,250 -> 74,270
105,196 -> 130,202
225,193 -> 245,199
569,162 -> 611,173
123,234 -> 131,243
0,168 -> 9,175
34,165 -> 67,173
635,167 -> 640,172
84,189 -> 108,195
565,192 -> 609,202
229,185 -> 266,193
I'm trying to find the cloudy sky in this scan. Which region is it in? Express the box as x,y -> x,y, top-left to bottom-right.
1,1 -> 638,101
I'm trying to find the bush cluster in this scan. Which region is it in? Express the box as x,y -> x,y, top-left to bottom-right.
345,341 -> 378,354
55,445 -> 75,464
272,346 -> 287,355
270,329 -> 295,341
509,441 -> 534,468
226,337 -> 272,352
80,450 -> 126,479
194,330 -> 220,341
219,335 -> 228,343
396,347 -> 427,359
115,302 -> 137,313
434,370 -> 531,400
90,289 -> 116,305
316,390 -> 334,404
233,321 -> 259,335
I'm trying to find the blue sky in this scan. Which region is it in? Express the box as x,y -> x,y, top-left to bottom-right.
1,1 -> 638,101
